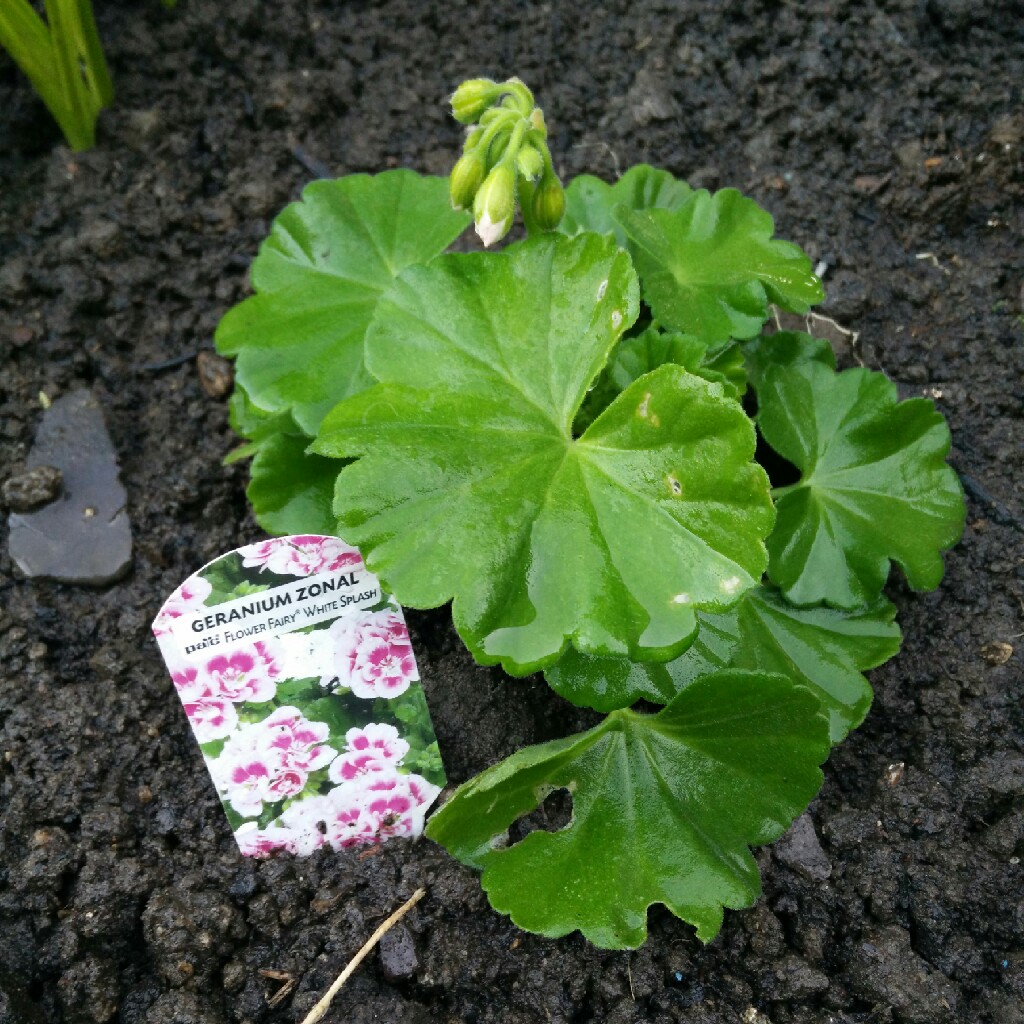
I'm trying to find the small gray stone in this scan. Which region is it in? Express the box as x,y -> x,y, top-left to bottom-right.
8,390 -> 132,585
774,813 -> 832,881
378,923 -> 418,983
626,68 -> 680,126
849,926 -> 958,1023
3,464 -> 62,511
771,955 -> 830,999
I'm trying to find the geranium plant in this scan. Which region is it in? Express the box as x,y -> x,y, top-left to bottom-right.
215,77 -> 965,948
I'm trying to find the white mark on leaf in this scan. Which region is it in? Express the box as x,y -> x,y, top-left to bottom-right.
667,474 -> 682,496
611,310 -> 622,329
596,279 -> 608,301
720,576 -> 742,596
672,593 -> 691,605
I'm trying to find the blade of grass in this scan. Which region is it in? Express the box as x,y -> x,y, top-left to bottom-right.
44,0 -> 99,149
0,1 -> 58,100
0,0 -> 113,151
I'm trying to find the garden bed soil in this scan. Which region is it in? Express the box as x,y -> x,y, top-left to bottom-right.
1,2 -> 1022,1022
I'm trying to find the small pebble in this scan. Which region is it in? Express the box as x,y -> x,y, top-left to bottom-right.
774,813 -> 832,881
2,464 -> 62,511
378,923 -> 418,983
981,641 -> 1013,666
196,351 -> 234,398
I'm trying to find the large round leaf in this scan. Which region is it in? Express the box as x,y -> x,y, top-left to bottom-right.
315,233 -> 775,675
559,164 -> 693,248
216,171 -> 469,435
613,189 -> 824,346
426,669 -> 830,948
759,360 -> 966,607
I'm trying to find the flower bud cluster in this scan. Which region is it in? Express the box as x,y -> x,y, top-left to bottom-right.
448,77 -> 565,246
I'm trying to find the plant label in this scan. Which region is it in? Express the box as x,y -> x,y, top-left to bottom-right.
152,534 -> 445,857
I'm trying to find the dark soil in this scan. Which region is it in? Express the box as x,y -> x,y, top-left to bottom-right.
2,2 -> 1023,1022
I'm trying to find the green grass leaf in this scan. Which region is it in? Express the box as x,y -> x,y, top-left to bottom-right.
315,234 -> 774,675
426,669 -> 829,948
759,361 -> 966,607
216,171 -> 469,436
613,189 -> 824,347
0,0 -> 113,151
546,588 -> 901,738
559,164 -> 693,248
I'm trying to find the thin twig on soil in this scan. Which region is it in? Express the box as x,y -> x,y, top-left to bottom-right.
135,350 -> 202,372
291,144 -> 333,179
259,969 -> 295,1008
298,888 -> 426,1024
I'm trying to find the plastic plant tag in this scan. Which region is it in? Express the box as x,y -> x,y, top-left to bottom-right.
152,534 -> 445,858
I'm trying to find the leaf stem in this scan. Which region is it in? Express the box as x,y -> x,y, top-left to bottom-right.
770,481 -> 806,500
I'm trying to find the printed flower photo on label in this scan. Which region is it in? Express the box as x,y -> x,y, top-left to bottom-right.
151,535 -> 446,858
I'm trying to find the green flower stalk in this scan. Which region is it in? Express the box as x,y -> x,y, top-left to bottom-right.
448,76 -> 565,246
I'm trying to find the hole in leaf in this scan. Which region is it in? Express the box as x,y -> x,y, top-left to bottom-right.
755,426 -> 801,489
507,787 -> 574,846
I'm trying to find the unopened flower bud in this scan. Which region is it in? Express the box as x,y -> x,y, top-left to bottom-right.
530,171 -> 565,231
449,149 -> 487,210
473,163 -> 516,247
516,144 -> 544,181
451,78 -> 501,124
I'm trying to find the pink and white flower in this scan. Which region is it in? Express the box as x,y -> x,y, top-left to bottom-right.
203,642 -> 281,704
319,768 -> 441,850
239,536 -> 363,578
171,663 -> 239,743
321,609 -> 418,699
209,708 -> 337,818
234,821 -> 300,858
169,642 -> 281,741
278,795 -> 330,856
262,705 -> 337,773
214,740 -> 281,817
328,723 -> 410,783
231,760 -> 441,856
153,574 -> 213,637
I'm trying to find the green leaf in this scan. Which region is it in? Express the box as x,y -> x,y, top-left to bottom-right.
545,645 -> 681,712
227,384 -> 295,445
247,431 -> 340,537
545,586 -> 900,735
216,171 -> 470,435
426,669 -> 829,948
315,234 -> 774,675
576,326 -> 746,434
559,165 -> 693,248
759,361 -> 966,607
551,587 -> 899,738
275,677 -> 322,705
613,189 -> 824,346
304,696 -> 356,749
743,330 -> 835,391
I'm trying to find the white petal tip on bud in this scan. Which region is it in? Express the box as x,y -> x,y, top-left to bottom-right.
475,211 -> 511,248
